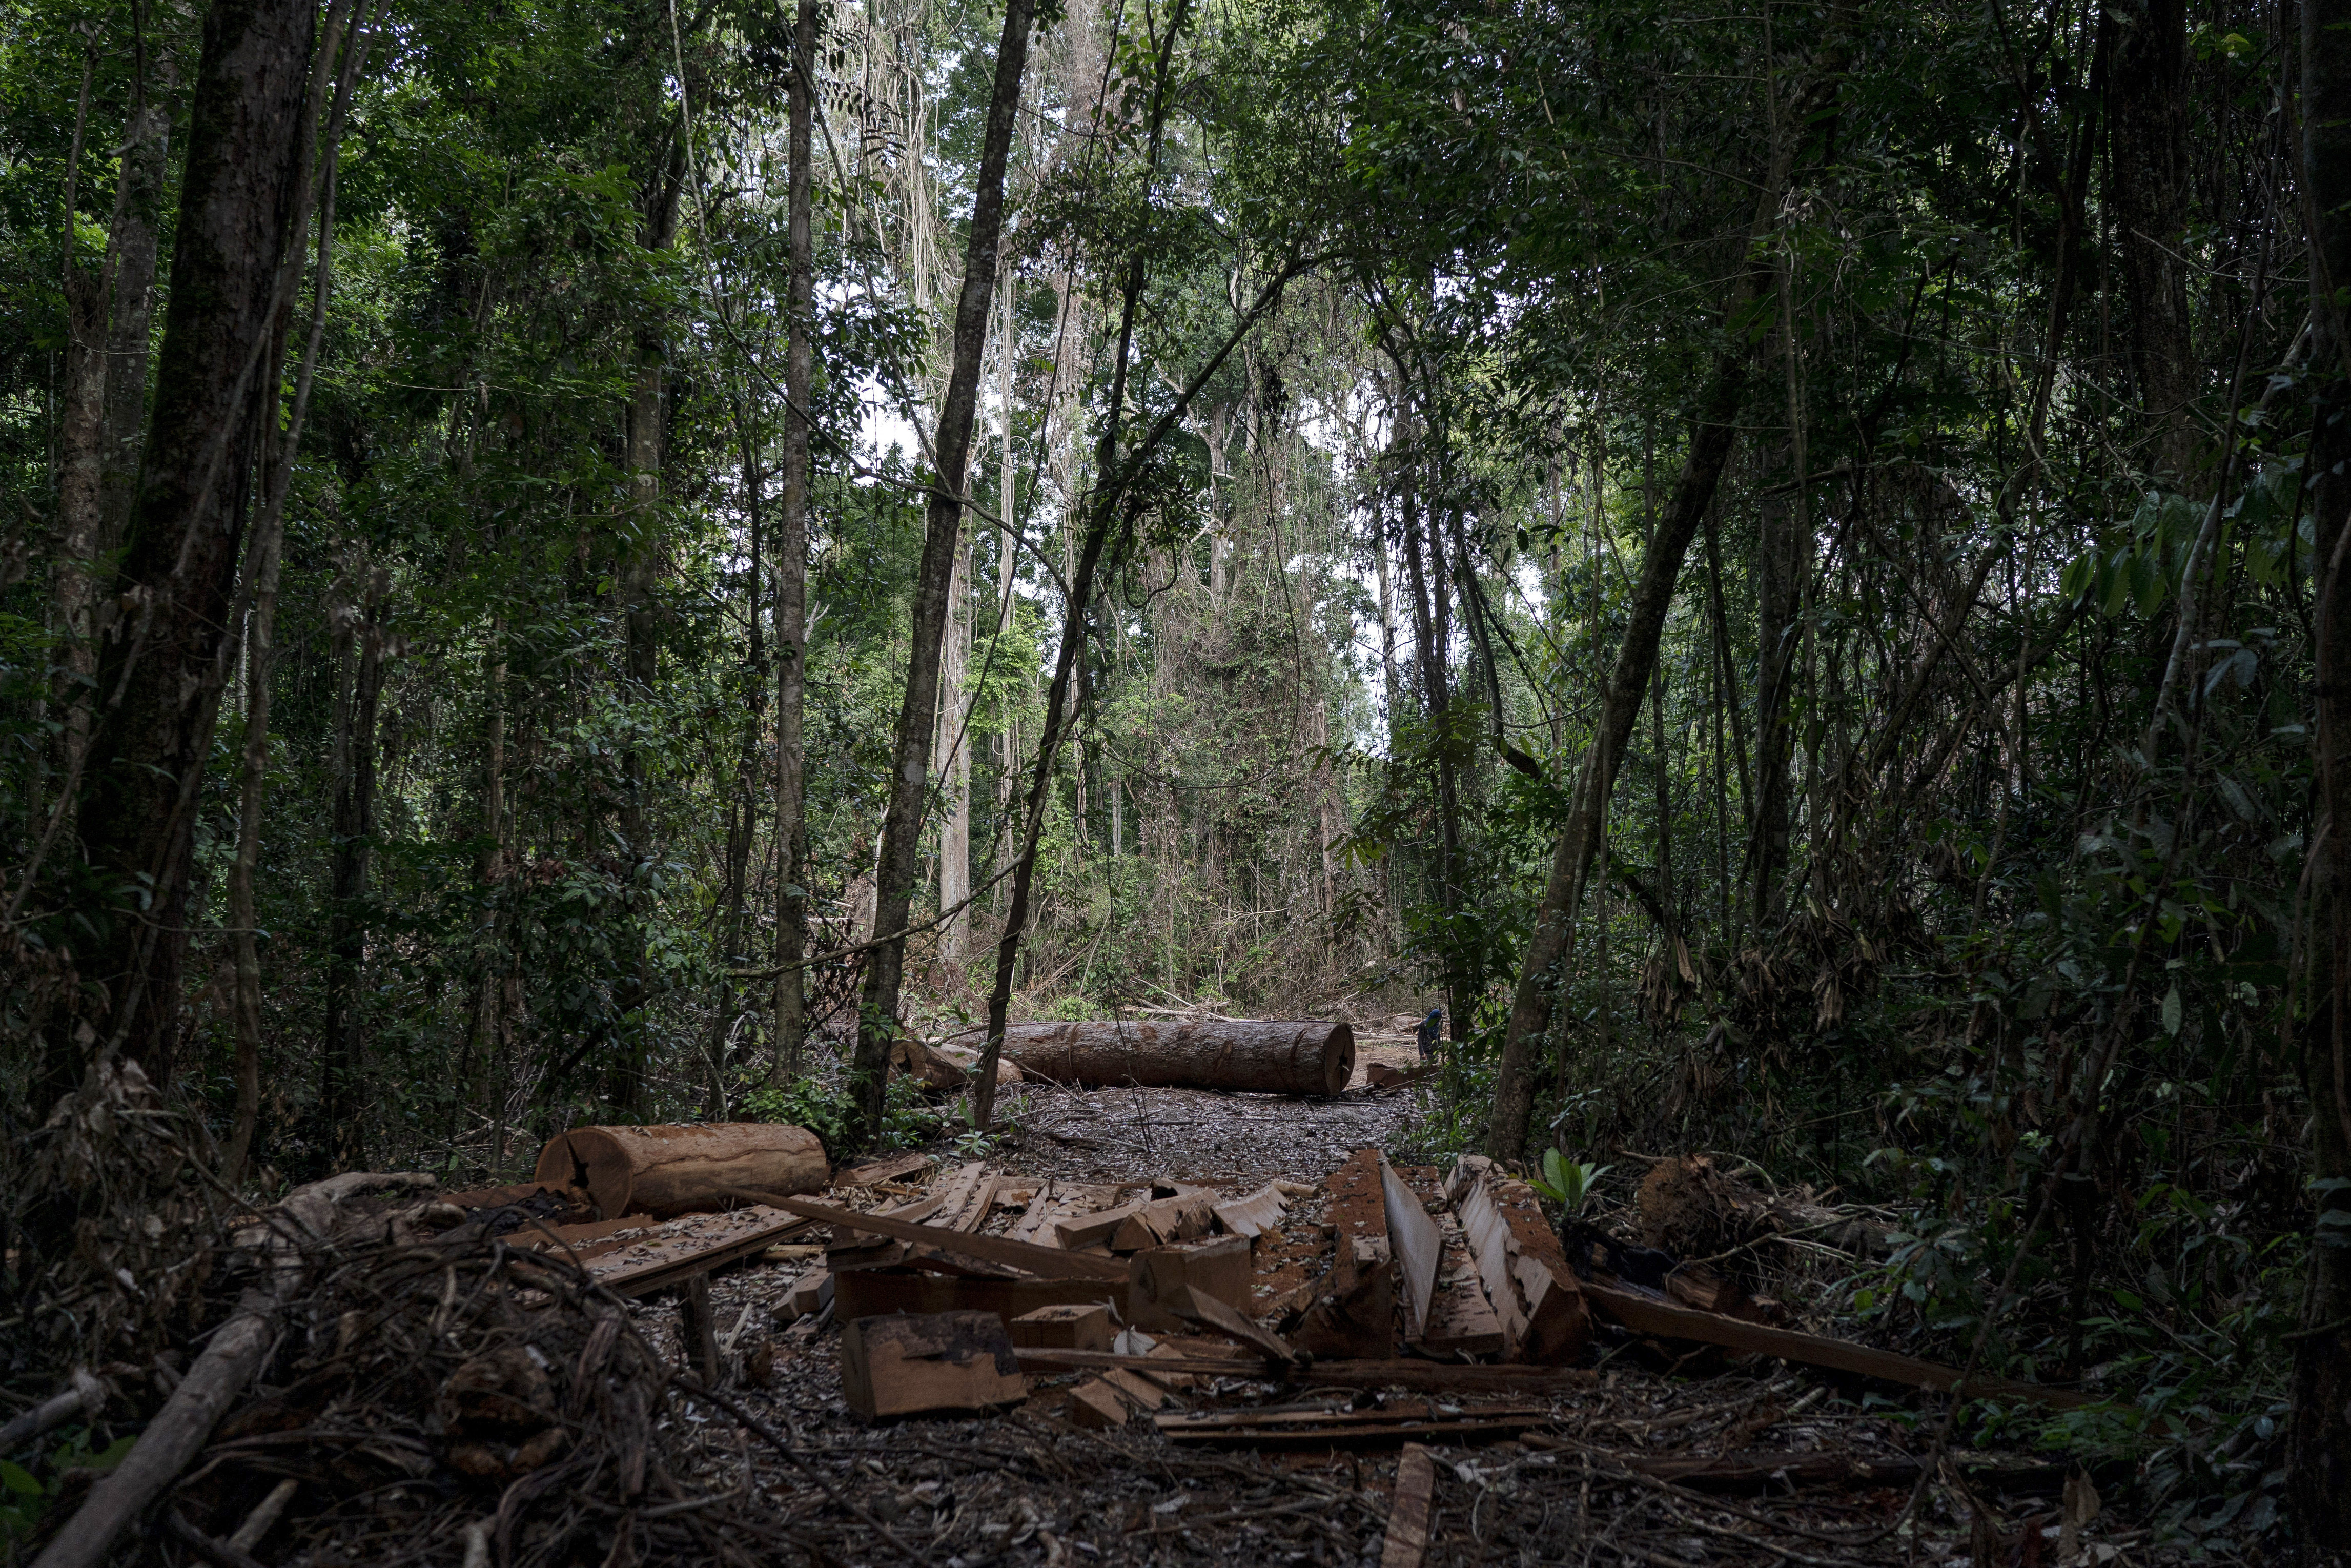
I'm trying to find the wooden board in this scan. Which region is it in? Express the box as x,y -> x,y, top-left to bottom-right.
840,1311 -> 1026,1420
1010,1350 -> 1596,1395
1128,1236 -> 1254,1331
1011,1183 -> 1121,1246
1157,1404 -> 1550,1449
1579,1281 -> 2093,1408
1422,1208 -> 1505,1357
579,1206 -> 808,1297
1381,1444 -> 1434,1568
928,1163 -> 999,1233
1055,1200 -> 1150,1251
1379,1155 -> 1442,1341
832,1268 -> 1128,1322
769,1196 -> 1129,1281
1211,1184 -> 1289,1238
833,1152 -> 932,1189
1110,1193 -> 1215,1252
1296,1150 -> 1395,1360
1009,1304 -> 1113,1351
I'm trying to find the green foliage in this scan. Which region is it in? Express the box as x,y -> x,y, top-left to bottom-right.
1,1429 -> 135,1542
741,1073 -> 952,1156
1527,1151 -> 1609,1217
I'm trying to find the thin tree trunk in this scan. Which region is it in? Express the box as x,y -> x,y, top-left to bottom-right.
322,577 -> 385,1161
2107,0 -> 2195,479
939,527 -> 972,967
850,0 -> 1034,1146
1483,346 -> 1751,1159
43,0 -> 325,1103
2291,0 -> 2351,1540
770,0 -> 817,1083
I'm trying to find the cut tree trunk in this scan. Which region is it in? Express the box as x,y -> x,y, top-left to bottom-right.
1000,1019 -> 1353,1096
532,1124 -> 829,1220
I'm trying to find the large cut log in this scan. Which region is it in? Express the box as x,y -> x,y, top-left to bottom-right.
1001,1019 -> 1354,1096
533,1123 -> 829,1219
1446,1156 -> 1591,1363
1294,1148 -> 1394,1359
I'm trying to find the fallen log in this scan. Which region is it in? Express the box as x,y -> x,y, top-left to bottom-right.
533,1123 -> 829,1220
1580,1281 -> 2094,1408
1447,1157 -> 1590,1363
1001,1019 -> 1355,1096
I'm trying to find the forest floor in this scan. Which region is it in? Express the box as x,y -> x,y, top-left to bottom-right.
630,1053 -> 2189,1568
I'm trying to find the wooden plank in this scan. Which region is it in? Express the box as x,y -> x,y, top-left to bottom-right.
1379,1155 -> 1441,1341
1157,1403 -> 1544,1433
1010,1349 -> 1596,1394
1009,1304 -> 1114,1351
768,1196 -> 1130,1281
1450,1167 -> 1528,1356
1163,1286 -> 1300,1365
1055,1200 -> 1150,1251
839,1311 -> 1026,1420
833,1152 -> 932,1189
1298,1150 -> 1394,1359
927,1162 -> 995,1232
582,1206 -> 810,1297
1065,1379 -> 1133,1429
1110,1193 -> 1215,1252
1158,1409 -> 1549,1449
832,1268 -> 1127,1322
1421,1208 -> 1503,1357
1381,1445 -> 1434,1567
1211,1184 -> 1289,1238
1129,1236 -> 1254,1330
1579,1281 -> 2094,1408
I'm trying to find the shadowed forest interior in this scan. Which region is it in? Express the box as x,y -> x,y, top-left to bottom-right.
7,0 -> 2351,1551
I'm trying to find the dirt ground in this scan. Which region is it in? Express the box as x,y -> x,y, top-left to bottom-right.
627,1070 -> 2179,1568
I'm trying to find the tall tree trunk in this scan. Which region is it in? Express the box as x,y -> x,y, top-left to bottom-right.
850,0 -> 1034,1147
2107,0 -> 2195,479
2291,0 -> 2351,1541
770,0 -> 817,1083
322,577 -> 385,1161
227,18 -> 359,1183
607,146 -> 683,1118
45,0 -> 322,1104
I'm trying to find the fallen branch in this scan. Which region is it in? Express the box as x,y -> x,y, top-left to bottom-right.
1580,1281 -> 2093,1409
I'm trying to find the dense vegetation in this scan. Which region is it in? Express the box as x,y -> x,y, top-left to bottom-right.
4,0 -> 2350,1547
